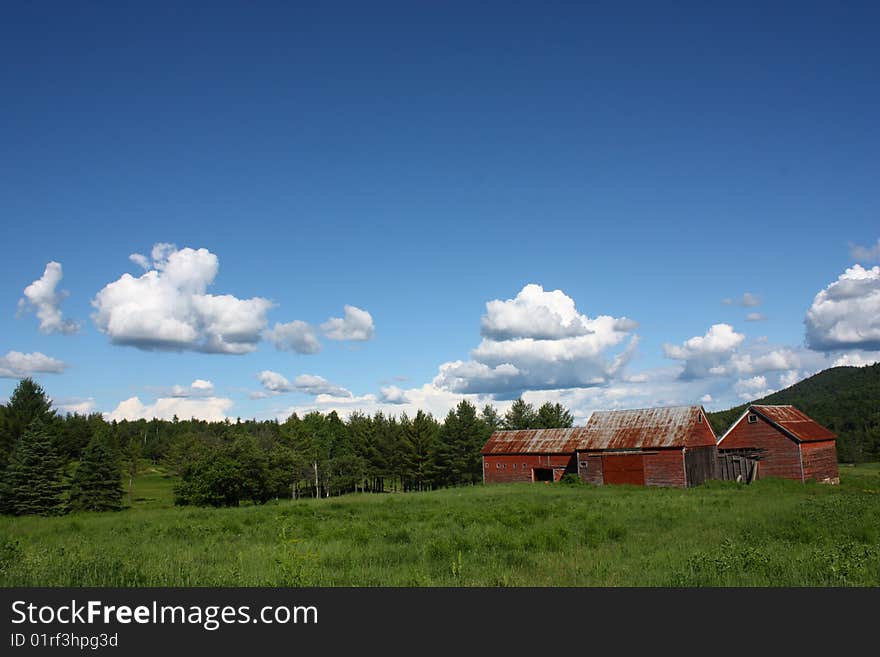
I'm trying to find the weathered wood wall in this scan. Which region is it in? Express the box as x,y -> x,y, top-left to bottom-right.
482,454 -> 576,484
801,441 -> 839,483
720,414 -> 804,480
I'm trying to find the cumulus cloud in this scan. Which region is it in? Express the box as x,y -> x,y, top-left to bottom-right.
265,320 -> 321,354
168,379 -> 215,397
745,312 -> 767,322
92,244 -> 274,354
831,351 -> 880,367
321,305 -> 374,341
722,292 -> 761,307
378,385 -> 408,404
779,370 -> 802,388
700,393 -> 713,403
18,262 -> 79,334
850,239 -> 880,263
257,370 -> 352,397
106,396 -> 234,422
805,265 -> 880,351
734,376 -> 774,401
0,351 -> 68,378
433,284 -> 639,395
663,324 -> 745,379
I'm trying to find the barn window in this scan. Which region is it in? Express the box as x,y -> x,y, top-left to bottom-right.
748,414 -> 758,424
697,414 -> 703,423
513,463 -> 517,469
496,463 -> 501,469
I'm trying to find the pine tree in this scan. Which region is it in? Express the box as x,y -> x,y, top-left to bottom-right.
503,398 -> 538,429
69,429 -> 124,512
536,402 -> 574,428
0,378 -> 56,470
1,419 -> 66,516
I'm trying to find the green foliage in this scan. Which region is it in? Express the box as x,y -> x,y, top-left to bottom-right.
69,429 -> 124,512
2,463 -> 879,586
0,378 -> 56,470
708,363 -> 880,461
0,419 -> 67,516
536,402 -> 574,428
503,398 -> 537,430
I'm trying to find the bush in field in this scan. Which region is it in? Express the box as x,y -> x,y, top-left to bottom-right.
69,429 -> 124,512
0,419 -> 67,516
174,434 -> 271,507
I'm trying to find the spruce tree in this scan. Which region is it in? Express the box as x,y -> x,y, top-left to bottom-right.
1,419 -> 66,516
69,429 -> 124,512
0,377 -> 56,470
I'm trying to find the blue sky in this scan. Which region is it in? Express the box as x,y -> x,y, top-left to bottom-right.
2,2 -> 878,423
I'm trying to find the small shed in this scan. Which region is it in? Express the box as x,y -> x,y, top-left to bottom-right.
717,405 -> 839,484
481,428 -> 582,484
576,405 -> 717,487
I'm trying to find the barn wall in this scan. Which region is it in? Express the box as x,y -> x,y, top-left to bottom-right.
482,454 -> 576,484
577,453 -> 603,485
577,449 -> 687,487
720,415 -> 803,480
684,446 -> 718,486
801,441 -> 839,483
644,449 -> 687,487
688,415 -> 718,447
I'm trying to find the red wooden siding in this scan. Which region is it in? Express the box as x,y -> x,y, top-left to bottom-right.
801,441 -> 839,483
602,454 -> 646,485
577,448 -> 689,487
720,413 -> 805,480
644,449 -> 687,487
577,453 -> 603,485
483,454 -> 576,484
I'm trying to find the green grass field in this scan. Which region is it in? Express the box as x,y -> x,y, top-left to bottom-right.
2,463 -> 879,587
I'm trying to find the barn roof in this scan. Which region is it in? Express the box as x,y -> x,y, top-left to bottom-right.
578,405 -> 713,450
750,405 -> 836,442
481,427 -> 586,455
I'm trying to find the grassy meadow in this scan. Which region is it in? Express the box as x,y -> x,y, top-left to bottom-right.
2,463 -> 879,587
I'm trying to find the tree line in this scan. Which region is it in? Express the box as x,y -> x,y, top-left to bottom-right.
0,379 -> 573,515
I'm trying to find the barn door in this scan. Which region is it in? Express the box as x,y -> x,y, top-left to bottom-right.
602,454 -> 645,485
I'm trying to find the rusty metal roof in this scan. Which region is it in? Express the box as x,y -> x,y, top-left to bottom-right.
751,405 -> 836,442
481,427 -> 587,455
578,405 -> 713,450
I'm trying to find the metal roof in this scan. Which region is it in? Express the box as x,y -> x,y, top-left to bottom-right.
578,405 -> 713,450
751,405 -> 836,442
481,427 -> 587,455
482,405 -> 715,454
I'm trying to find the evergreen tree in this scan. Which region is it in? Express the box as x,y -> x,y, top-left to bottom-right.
536,402 -> 574,428
69,429 -> 124,512
480,404 -> 502,431
503,398 -> 538,429
0,378 -> 56,470
1,419 -> 66,516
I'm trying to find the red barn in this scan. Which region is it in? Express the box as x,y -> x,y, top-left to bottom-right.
576,406 -> 717,487
717,405 -> 839,484
481,428 -> 582,483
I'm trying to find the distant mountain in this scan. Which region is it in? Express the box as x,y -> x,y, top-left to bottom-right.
706,363 -> 880,462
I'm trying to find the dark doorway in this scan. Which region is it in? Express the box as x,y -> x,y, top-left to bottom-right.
533,468 -> 553,482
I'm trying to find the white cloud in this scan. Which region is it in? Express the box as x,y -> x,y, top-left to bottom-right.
321,305 -> 374,341
168,379 -> 215,397
805,265 -> 880,351
0,351 -> 68,378
55,398 -> 96,415
265,320 -> 321,354
106,396 -> 234,422
18,262 -> 79,334
831,351 -> 880,368
722,292 -> 761,307
92,244 -> 274,354
700,393 -> 713,403
257,370 -> 352,397
745,312 -> 767,322
850,238 -> 880,263
779,369 -> 802,388
734,376 -> 774,401
433,284 -> 639,395
663,324 -> 745,379
379,385 -> 408,404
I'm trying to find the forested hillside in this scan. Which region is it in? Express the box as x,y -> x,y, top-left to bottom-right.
707,363 -> 880,462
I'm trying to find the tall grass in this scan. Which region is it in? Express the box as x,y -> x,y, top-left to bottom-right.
1,464 -> 878,586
